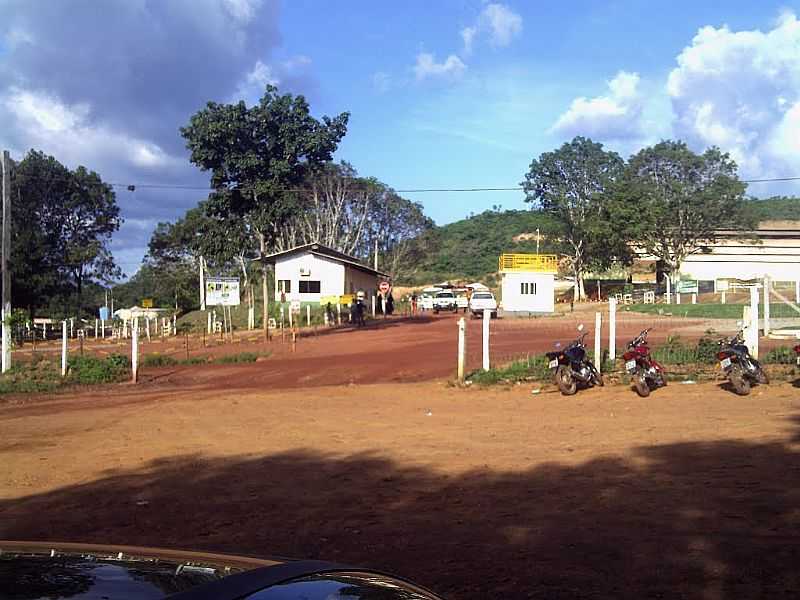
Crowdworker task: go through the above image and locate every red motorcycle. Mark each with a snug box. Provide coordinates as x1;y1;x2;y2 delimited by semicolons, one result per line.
622;328;666;397
795;343;800;367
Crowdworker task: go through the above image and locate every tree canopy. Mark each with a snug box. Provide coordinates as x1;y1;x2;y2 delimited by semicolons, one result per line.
522;136;626;299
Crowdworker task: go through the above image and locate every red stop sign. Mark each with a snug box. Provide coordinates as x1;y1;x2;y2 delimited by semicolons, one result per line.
379;281;391;294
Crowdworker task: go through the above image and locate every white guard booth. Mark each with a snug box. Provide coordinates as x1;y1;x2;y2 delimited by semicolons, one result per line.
499;254;557;314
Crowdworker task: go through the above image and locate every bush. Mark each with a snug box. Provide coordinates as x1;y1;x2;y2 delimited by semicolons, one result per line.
467;355;550;385
763;346;796;365
179;356;208;365
142;353;178;367
212;351;262;364
0;362;61;395
68;355;129;384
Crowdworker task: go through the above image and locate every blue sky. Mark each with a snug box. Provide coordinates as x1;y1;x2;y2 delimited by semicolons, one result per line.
1;0;799;274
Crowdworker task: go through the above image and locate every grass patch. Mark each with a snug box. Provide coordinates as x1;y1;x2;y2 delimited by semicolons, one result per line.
763;346;797;365
0;361;62;395
625;303;800;319
179;356;208;365
68;354;130;384
467;355;551;385
211;351;267;364
142;353;179;367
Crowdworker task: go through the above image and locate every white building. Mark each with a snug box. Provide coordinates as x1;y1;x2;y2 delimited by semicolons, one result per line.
264;243;387;304
499;254;557;314
677;222;800;283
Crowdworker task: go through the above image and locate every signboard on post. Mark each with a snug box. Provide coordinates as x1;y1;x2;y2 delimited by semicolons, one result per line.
290;299;301;314
141;298;153;308
379;281;391;294
205;277;240;306
676;280;699;294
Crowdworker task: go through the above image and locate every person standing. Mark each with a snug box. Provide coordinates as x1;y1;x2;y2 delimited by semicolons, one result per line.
410;292;418;315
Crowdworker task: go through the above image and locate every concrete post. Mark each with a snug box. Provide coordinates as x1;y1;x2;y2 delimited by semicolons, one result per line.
608;297;617;363
306;304;311;328
94;319;98;339
691;293;697;305
207;311;212;335
457;317;466;382
721;291;726;304
482;309;490;371
665;277;672;304
749;287;759;358
61;320;68;377
131;317;139;383
676;293;681;305
594;312;602;372
763;276;770;337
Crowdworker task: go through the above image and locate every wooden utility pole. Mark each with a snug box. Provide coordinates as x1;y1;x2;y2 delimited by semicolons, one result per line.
199;255;206;311
1;150;11;373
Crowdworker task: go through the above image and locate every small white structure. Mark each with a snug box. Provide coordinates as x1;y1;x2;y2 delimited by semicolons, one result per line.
264;243;387;304
499;254;557;314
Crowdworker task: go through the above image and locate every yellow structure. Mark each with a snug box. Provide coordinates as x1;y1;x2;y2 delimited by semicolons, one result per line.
498;253;558;273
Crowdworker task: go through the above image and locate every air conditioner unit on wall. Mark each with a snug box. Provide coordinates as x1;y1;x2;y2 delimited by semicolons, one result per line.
299;267;311;277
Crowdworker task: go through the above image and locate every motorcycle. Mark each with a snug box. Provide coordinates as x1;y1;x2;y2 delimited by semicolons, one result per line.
545;325;604;395
622;328;666;397
795;343;800;367
717;329;769;395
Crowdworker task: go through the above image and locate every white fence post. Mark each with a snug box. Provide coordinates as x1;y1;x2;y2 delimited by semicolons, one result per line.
306;304;311;327
457;317;466;381
207;311;212;334
131;316;139;383
721;291;726;304
608;297;617;363
676;293;681;305
482;309;490;371
763;276;770;337
665;277;672;304
691;293;697;305
372;295;376;318
288;306;293;329
336;302;341;325
61;320;68;377
594;312;602;372
749;286;759;358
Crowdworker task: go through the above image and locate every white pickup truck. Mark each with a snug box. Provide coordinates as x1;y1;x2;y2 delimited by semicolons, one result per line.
469;291;498;318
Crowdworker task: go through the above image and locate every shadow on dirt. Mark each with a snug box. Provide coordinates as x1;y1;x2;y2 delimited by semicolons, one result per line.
4;429;800;599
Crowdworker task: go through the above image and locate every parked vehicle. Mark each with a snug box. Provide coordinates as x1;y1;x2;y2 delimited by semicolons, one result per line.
622;328;666;397
455;292;469;312
432;290;458;313
545;325;604;395
469;291;498;318
717;330;769;395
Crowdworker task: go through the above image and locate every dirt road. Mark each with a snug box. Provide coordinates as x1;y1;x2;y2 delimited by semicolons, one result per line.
15;309;785;392
2;378;800;598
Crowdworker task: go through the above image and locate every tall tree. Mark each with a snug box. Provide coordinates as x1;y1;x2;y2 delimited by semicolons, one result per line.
10;150;121;316
522;137;625;299
55;166;121;314
615;141;753;286
181;85;349;335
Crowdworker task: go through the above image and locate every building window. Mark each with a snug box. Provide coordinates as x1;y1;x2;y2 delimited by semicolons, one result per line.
520;282;537;295
278;280;291;293
299;280;321;294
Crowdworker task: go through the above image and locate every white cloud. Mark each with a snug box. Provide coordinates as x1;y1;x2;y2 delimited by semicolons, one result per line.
373;71;392;93
3;87;179;170
413;52;467;81
234;60;279;101
222;0;263;24
460;26;477;55
479;3;523;47
667;12;800;176
550;71;644;139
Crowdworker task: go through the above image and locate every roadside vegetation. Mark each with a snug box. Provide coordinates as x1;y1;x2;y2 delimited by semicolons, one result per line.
625;303;800;319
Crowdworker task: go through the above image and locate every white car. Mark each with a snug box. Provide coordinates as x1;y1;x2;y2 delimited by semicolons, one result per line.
469;291;498;318
432;291;458;313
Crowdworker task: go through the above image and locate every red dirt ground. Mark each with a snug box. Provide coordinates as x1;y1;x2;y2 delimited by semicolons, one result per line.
2;377;800;599
13;306;788;391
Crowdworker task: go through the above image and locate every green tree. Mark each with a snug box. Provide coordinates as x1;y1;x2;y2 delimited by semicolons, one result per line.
615;141;753;287
181;85;348;334
9;150;121;317
522;137;625;299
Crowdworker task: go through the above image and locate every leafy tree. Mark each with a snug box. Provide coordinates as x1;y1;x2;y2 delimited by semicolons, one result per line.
614;141;753;286
522;137;625;299
8;150;121;316
181;85;349;334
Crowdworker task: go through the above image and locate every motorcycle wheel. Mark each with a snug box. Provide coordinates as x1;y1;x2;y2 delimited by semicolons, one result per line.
556;365;577;396
592;371;604;387
729;365;751;396
633;371;650;398
755;366;769;385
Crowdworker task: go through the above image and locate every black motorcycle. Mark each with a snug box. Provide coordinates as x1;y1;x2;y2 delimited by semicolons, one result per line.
717;329;768;395
546;329;604;395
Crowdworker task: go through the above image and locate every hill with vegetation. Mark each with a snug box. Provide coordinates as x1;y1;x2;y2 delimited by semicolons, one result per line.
398;196;800;286
397;209;561;285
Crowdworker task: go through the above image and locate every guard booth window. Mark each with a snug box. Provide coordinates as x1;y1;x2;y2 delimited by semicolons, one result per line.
299;280;321;294
520;282;537;295
278;280;291;293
